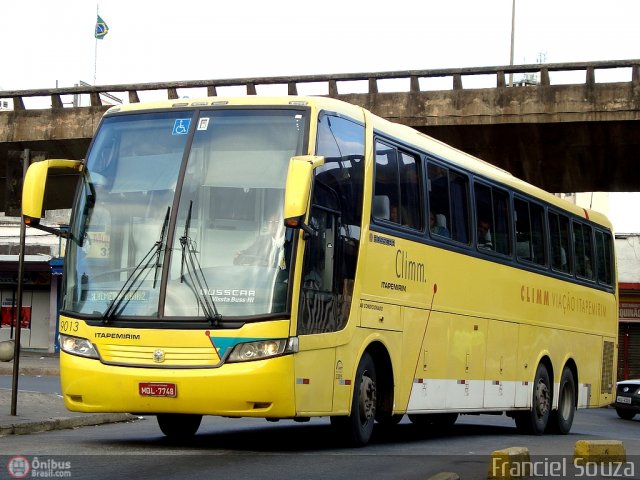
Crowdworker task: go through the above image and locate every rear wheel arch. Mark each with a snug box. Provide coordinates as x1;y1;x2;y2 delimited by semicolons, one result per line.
539;355;554;399
562;359;578;406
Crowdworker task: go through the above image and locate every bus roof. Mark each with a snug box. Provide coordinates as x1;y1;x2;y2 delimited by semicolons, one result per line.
105;95;612;230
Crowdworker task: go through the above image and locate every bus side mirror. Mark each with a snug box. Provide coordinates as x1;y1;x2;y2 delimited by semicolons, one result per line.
283;155;324;235
22;159;84;229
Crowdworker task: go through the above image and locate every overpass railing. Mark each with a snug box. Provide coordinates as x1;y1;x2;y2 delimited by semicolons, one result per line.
1;59;639;111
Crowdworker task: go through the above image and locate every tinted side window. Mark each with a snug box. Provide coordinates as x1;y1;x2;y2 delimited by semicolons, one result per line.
399;152;422;230
373;142;422;230
474;182;511;255
573;221;595;280
595;230;613;286
530;203;546;265
428;163;469;243
514;198;546;266
548;211;572;274
374;141;399;223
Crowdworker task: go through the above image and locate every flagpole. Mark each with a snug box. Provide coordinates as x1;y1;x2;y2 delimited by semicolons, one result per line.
94;4;99;84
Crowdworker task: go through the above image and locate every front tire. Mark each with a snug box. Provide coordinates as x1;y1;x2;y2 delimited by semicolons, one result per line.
157;414;202;439
515;363;551;435
331;352;377;447
616;408;636;420
547;367;576;434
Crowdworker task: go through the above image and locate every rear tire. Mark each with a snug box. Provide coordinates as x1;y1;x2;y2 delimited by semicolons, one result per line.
515;363;551;435
547;367;576;434
616;408;636;420
157;414;202;438
330;352;377;447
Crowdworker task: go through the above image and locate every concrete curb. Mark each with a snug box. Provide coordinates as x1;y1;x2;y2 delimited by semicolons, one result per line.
573;440;627;464
0;413;135;436
0;366;59;376
427;473;460;480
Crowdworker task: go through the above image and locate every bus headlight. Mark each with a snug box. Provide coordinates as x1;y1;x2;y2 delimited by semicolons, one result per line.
227;337;298;363
59;334;99;359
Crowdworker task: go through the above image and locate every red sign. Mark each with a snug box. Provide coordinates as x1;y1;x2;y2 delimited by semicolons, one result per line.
0;306;31;328
620;302;640;322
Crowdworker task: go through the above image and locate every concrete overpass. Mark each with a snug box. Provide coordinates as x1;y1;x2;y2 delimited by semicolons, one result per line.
1;59;639;214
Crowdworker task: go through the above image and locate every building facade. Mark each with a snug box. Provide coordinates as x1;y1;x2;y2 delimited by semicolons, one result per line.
0;212;66;350
616;234;640;379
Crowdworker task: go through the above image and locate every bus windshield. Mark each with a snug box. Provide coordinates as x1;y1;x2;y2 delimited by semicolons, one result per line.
62;108;308;321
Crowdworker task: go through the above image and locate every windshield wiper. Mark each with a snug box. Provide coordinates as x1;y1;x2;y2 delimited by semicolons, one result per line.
180;201;222;326
102;207;170;323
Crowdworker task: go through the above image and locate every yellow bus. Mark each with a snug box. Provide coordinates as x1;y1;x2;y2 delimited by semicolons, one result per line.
23;96;617;446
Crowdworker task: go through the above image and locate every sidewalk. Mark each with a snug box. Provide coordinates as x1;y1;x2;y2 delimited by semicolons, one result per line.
0;350;133;436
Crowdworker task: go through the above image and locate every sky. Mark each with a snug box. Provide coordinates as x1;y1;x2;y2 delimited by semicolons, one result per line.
1;0;639;231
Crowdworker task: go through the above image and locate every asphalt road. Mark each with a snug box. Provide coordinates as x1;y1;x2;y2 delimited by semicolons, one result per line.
1;403;639;480
0;375;61;394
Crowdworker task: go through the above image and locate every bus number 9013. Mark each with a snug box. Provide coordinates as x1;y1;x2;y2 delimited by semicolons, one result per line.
59;320;79;333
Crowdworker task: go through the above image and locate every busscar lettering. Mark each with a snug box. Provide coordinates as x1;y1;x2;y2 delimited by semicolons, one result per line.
372;234;395;247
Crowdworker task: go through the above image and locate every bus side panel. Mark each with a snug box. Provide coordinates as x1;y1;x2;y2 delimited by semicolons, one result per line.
293;346;335;414
515;324;612;409
484;320;518;408
406;313;450;411
445;316;487;410
395;306;432;413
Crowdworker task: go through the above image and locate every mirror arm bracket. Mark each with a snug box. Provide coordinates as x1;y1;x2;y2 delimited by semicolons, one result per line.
25;222;70;239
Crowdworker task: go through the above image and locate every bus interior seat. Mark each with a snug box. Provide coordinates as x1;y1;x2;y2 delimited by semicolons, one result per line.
373;195;390;220
436;214;448;230
516;241;531;260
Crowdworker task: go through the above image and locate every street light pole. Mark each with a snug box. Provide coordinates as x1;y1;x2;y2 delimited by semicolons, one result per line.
509;0;516;87
10;149;29;416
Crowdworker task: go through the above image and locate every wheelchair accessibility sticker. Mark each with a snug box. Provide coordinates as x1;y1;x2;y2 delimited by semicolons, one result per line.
172;119;191;135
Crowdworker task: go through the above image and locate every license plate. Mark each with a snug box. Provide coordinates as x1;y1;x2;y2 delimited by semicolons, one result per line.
617;395;632;404
139;382;177;397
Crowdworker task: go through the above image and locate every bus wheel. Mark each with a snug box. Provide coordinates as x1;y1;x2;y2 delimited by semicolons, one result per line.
157;414;202;438
547;367;576;434
616;408;636;420
331;352;377;446
408;413;458;428
515;363;551;435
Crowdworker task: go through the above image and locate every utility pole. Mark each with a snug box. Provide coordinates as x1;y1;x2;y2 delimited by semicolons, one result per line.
10;149;29;416
509;0;516;87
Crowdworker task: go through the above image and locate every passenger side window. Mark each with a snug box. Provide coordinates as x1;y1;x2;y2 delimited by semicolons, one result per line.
573;221;595;280
548;211;572;274
473;182;511;255
427;163;469;243
595;230;613;286
374;141;399;223
514;198;546;266
374;141;422;230
399;152;422;230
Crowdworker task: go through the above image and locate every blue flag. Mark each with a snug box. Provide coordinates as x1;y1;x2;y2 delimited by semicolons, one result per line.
95;15;109;39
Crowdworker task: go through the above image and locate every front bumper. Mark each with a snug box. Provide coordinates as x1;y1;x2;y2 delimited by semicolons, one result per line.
60;351;296;418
